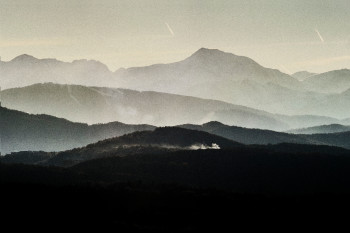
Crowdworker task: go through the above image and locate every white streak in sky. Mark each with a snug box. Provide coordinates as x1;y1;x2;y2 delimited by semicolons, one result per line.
314;29;325;43
165;22;175;36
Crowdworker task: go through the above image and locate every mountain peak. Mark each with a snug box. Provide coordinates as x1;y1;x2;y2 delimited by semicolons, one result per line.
71;59;111;72
203;121;227;128
190;48;228;58
185;48;260;68
11;54;38;62
197;47;220;53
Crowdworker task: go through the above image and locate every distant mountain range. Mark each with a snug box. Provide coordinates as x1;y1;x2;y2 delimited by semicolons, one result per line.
2;83;347;131
0;54;113;89
113;49;350;118
114;48;304;104
1;49;350;118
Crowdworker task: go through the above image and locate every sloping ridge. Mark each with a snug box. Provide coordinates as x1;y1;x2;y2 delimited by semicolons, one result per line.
178;121;350;149
43;127;241;167
287;124;350;134
95;127;241;148
2;83;291;130
303;69;350;93
0;106;155;154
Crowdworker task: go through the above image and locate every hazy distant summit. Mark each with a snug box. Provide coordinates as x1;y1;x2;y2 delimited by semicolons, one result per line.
114;48;303;109
291;71;317;81
303;69;350;93
0;54;112;89
9;54;109;68
118;47;294;84
10;54;38;63
187;48;260;67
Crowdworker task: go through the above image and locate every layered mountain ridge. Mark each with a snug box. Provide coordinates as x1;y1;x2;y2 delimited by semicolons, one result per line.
2;83;346;131
0;106;155;154
3;106;350;158
2;48;350;119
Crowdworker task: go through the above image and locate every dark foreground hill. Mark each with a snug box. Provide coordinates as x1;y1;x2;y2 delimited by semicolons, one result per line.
2;166;349;231
71;145;350;194
3;141;350;194
5;142;350;228
2;145;350;230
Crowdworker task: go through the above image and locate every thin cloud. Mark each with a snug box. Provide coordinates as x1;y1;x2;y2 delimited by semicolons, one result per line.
165;22;175;36
314;29;325;43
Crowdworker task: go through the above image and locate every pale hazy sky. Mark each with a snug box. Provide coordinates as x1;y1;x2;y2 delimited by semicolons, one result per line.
1;0;350;73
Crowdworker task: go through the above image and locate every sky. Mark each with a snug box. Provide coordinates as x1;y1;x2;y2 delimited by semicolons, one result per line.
1;0;350;74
